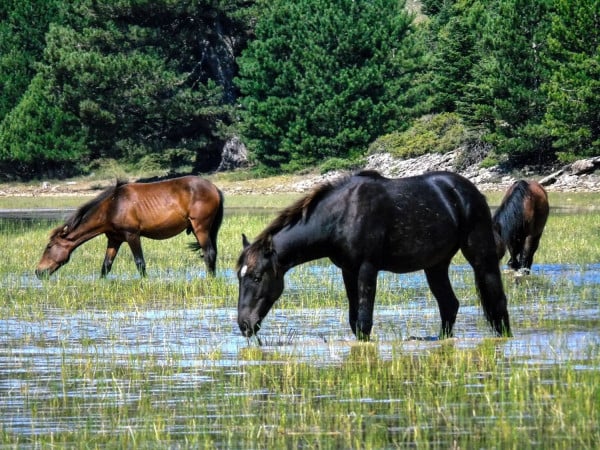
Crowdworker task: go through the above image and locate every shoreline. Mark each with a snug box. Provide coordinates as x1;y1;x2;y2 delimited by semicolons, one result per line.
1;153;599;198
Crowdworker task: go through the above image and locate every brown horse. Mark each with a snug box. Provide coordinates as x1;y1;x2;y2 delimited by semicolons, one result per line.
493;180;549;273
35;176;224;278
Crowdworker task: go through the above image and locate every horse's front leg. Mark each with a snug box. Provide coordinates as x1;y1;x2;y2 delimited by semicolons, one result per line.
342;269;359;336
342;263;377;341
101;235;123;278
126;235;147;277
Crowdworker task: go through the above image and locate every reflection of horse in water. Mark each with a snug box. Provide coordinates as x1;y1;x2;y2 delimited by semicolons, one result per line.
236;170;511;341
493;180;549;273
36;176;224;278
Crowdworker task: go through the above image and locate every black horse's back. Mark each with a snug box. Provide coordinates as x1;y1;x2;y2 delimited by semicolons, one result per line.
332;171;493;268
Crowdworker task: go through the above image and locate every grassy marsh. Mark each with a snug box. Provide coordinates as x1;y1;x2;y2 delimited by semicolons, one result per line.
0;191;599;448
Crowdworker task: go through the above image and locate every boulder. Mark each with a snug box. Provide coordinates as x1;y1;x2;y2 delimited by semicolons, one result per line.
217;136;249;171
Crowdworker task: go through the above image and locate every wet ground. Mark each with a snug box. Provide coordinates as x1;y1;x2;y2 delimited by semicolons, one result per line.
1;263;598;439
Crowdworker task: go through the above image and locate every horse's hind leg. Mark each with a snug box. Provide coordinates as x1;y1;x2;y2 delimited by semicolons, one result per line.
462;242;511;337
507;240;523;270
201;239;217;275
102;236;123;278
126;236;147;277
189;220;217;275
424;261;459;338
521;234;541;271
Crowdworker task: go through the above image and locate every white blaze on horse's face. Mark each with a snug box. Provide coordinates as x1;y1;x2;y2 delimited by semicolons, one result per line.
240;265;248;277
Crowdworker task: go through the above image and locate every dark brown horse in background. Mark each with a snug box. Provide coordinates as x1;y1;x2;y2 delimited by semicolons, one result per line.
36;176;224;278
237;171;511;341
493;180;549;273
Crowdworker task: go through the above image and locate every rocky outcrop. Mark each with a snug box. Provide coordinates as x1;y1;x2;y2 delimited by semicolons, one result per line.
539;156;600;191
363;150;520;191
291;151;600;193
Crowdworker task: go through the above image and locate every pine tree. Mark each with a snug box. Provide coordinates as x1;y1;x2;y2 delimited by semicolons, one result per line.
460;0;554;166
426;1;487;113
235;0;424;171
0;0;64;121
542;0;600;161
1;0;254;178
0;74;87;179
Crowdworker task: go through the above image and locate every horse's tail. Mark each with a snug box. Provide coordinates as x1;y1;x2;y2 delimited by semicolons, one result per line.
493;180;529;245
210;188;225;250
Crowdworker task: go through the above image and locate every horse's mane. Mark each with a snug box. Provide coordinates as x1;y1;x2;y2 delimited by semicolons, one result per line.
49;179;128;239
492;180;530;242
256;177;343;241
239;170;384;268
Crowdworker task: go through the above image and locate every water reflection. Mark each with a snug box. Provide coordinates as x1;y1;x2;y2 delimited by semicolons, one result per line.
0;262;598;440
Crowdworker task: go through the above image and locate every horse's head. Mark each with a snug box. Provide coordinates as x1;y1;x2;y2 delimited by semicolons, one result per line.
236;233;284;338
35;226;72;278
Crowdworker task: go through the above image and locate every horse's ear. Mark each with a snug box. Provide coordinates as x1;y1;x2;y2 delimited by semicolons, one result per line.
263;235;280;275
263;234;274;256
242;233;250;248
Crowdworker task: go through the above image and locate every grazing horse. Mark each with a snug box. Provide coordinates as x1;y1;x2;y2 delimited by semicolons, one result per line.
35;176;224;278
236;170;511;341
492;180;549;273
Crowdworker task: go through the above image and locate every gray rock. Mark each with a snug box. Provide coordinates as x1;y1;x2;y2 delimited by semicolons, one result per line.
217;136;249;171
295;153;600;192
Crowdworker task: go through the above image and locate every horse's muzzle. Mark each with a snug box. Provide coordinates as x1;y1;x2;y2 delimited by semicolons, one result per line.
35;268;52;279
238;318;261;338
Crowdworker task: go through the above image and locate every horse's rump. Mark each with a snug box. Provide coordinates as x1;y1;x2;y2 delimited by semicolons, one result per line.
493;179;549;270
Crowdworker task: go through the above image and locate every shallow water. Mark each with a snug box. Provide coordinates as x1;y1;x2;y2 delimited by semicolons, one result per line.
1;262;598;444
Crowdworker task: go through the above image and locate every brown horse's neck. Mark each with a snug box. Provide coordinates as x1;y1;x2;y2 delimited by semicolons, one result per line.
61;206;111;249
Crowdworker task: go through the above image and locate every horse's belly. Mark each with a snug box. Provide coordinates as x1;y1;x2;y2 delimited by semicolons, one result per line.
142;229;186;239
381;257;439;274
381;241;459;273
140;219;187;239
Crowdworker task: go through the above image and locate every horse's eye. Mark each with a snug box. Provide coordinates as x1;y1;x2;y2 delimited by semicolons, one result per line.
251;274;261;283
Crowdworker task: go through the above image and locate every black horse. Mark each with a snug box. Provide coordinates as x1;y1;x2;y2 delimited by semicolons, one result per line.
237;170;511;341
493;180;549;273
